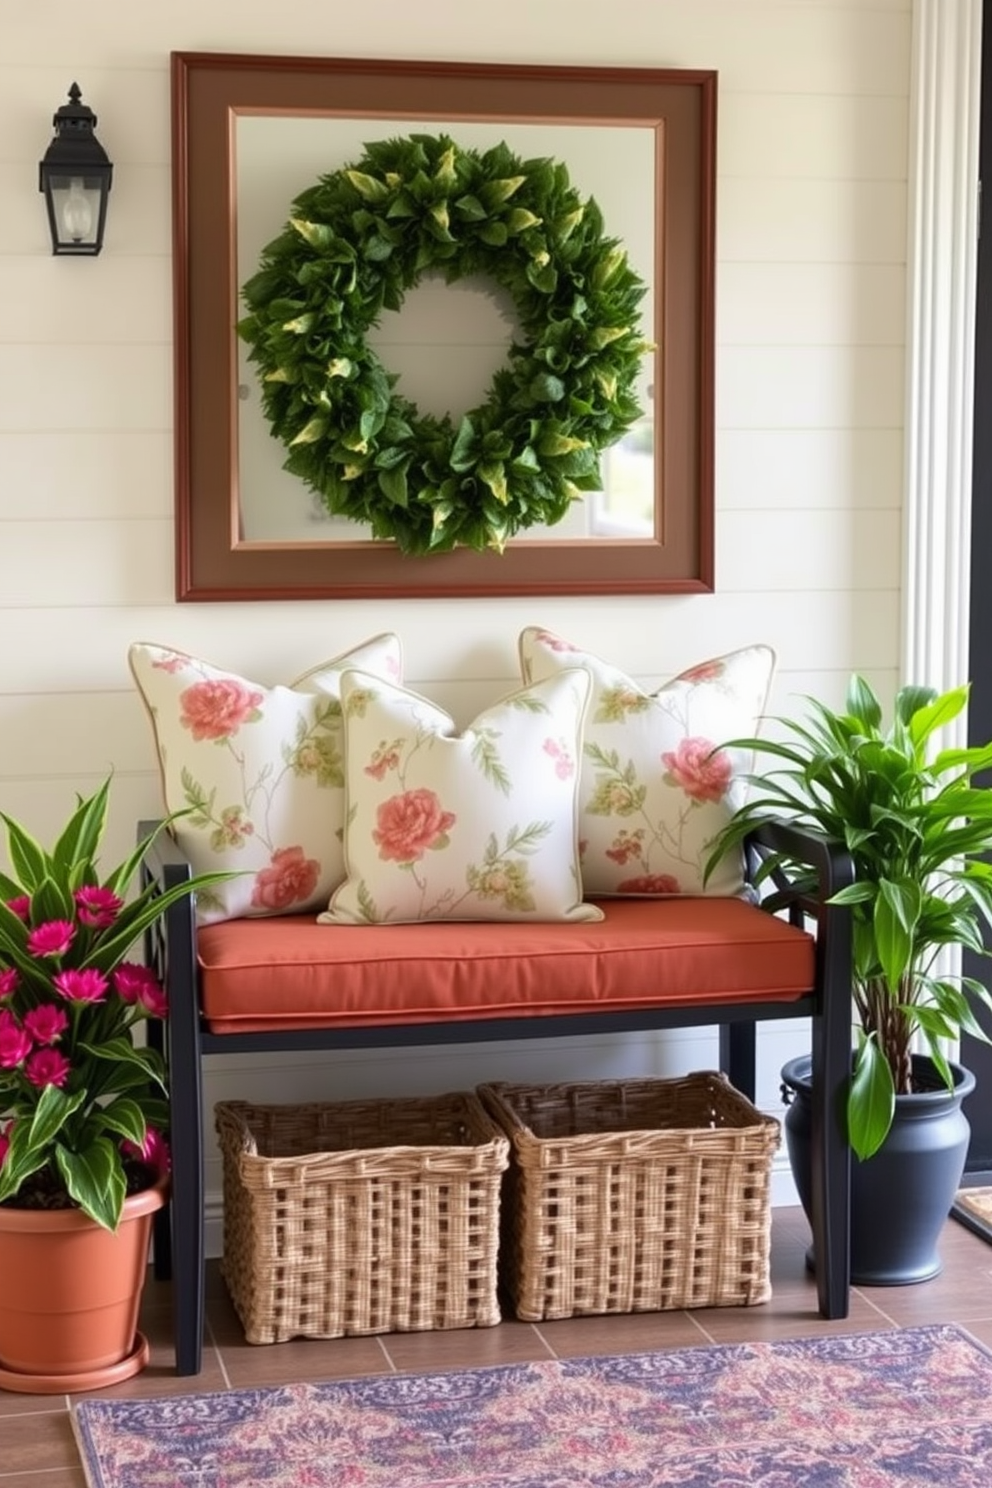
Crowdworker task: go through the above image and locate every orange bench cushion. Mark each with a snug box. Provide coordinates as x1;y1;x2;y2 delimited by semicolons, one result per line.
196;896;815;1035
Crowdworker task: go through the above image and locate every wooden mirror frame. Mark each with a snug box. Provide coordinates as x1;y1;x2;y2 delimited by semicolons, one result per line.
171;52;716;601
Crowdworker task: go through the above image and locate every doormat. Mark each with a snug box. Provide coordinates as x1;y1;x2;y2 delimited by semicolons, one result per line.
952;1186;992;1243
72;1323;992;1487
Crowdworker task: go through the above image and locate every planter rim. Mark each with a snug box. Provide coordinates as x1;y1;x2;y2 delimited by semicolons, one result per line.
781;1052;976;1107
0;1173;168;1234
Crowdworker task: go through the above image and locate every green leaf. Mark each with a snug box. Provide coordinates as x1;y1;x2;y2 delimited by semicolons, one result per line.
0;1124;51;1202
289;416;328;447
344;169;390;203
20;1083;88;1153
55;1140;127;1231
0;812;50;892
290;217;334;250
905;686;965;746
478;461;508;504
480;175;527;208
378;464;409;508
506;208;542;234
97;1097;149;1148
529;373;566;403
81;1037;168;1094
449;416;478;470
848;1037;895;1160
845;675;883;730
453;193;487;221
476;221;508;247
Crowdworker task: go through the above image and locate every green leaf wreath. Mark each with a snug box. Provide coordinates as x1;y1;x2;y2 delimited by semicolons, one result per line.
237;134;652;555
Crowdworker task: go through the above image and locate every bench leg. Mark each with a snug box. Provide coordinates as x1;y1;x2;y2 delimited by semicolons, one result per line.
808;1008;851;1320
167;981;207;1375
719;1022;756;1101
146;1017;172;1282
722;1014;850;1320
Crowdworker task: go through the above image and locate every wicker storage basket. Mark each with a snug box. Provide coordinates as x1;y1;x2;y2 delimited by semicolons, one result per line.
479;1072;780;1321
215;1092;509;1344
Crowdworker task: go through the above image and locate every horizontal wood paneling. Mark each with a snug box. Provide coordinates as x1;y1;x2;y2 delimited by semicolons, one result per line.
0;0;913;1221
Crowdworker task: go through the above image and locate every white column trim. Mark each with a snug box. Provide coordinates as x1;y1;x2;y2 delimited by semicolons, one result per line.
903;0;982;729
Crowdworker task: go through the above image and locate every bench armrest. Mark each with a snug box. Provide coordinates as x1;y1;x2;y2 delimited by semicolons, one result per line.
747;817;855;920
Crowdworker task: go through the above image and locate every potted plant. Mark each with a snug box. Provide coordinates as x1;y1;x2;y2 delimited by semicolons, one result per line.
706;675;992;1284
0;778;229;1393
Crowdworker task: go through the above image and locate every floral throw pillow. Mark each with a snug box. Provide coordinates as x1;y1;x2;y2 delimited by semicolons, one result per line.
321;668;600;925
128;634;402;923
519;628;776;897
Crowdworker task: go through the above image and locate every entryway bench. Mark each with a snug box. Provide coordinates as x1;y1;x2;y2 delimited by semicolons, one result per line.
141;818;854;1376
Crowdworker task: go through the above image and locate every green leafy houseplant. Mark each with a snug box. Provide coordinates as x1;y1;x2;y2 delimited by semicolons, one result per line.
0;779;229;1230
706;676;992;1161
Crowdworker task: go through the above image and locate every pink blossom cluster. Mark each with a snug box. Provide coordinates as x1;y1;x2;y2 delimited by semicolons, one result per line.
0;884;171;1169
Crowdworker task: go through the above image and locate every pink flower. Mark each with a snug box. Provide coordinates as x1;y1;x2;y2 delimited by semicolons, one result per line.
23;1003;69;1045
23;1003;70;1044
364;745;401;781
112;964;168;1019
113;962;159;1005
661;737;734;804
25;1048;71;1089
373;790;456;864
26;919;75;957
0;1125;11;1167
0;1012;32;1069
542;737;575;780
74;885;123;928
605;829;646;867
0;968;18;1000
676;659;724;684
122;1126;171;1177
139;979;168;1019
53;967;109;1004
250;847;320;912
5;896;30;921
180;678;263;741
618;874;682;894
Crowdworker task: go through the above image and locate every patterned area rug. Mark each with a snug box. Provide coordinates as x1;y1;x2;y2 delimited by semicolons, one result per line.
73;1324;992;1488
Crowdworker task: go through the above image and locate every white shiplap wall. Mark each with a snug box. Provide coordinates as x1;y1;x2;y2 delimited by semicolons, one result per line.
0;0;917;1235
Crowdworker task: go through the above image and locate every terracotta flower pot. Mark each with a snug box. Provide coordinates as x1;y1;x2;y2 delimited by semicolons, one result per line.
0;1175;168;1393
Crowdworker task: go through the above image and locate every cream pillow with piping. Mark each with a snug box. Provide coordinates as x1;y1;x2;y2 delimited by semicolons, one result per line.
519;628;775;897
322;667;600;925
128;634;402;923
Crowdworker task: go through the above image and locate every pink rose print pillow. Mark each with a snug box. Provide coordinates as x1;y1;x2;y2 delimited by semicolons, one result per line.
519;629;775;897
321;668;601;925
128;634;402;924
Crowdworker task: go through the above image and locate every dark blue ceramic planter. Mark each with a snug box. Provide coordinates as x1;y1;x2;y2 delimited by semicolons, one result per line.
781;1052;975;1286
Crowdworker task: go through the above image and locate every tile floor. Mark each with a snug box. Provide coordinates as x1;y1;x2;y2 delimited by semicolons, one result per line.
4;1204;992;1484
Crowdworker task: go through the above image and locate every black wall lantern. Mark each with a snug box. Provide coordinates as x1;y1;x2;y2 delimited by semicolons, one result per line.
39;83;113;256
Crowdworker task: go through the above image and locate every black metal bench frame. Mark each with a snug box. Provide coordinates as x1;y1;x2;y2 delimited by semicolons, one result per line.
140;817;854;1376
